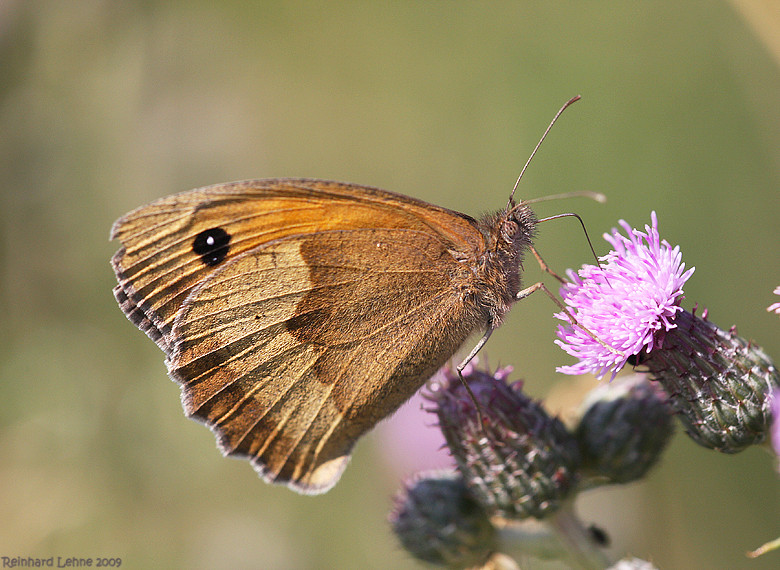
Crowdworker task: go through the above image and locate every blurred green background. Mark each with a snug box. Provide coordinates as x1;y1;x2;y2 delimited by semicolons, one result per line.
2;1;778;568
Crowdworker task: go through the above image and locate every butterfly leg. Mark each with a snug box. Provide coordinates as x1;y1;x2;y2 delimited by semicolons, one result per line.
454;326;495;427
517;280;619;355
529;245;567;284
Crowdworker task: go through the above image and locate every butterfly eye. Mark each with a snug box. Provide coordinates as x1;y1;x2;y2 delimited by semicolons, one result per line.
193;227;231;266
500;219;519;242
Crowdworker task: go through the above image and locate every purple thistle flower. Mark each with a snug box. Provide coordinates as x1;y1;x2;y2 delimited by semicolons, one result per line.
553;212;779;453
768;286;780;315
554;212;695;380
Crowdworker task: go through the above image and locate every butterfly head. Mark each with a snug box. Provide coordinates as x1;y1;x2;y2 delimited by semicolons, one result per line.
495;200;537;256
471;201;538;322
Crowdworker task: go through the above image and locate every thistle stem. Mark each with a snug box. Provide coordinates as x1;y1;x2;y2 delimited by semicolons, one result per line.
547;504;611;570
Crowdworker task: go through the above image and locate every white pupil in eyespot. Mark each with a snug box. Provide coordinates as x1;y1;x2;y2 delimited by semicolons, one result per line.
206;236;215;246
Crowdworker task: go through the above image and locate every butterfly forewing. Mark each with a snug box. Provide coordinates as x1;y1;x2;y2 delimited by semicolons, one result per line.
111;179;481;353
111;179;491;493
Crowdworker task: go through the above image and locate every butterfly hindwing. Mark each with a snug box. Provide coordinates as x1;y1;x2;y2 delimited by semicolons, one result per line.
169;228;483;492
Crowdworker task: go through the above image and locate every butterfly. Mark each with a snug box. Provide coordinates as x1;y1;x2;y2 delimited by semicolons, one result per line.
110;97;581;494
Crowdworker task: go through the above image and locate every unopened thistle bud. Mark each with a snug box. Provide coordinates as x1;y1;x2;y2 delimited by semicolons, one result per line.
389;471;496;568
641;307;778;452
576;374;674;484
428;366;580;520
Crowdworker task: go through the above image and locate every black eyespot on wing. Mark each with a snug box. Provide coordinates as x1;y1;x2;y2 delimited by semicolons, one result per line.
193;228;231;266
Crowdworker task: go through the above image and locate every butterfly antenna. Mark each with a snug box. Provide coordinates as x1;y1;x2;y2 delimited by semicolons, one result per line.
509;95;582;205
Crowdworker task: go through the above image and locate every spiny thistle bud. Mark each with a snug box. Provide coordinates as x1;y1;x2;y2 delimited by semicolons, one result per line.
575;374;674;484
641;307;779;453
428;365;580;520
554;212;779;453
389;471;496;568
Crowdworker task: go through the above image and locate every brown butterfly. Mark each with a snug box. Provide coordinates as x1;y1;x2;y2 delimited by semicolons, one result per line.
110;98;581;494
